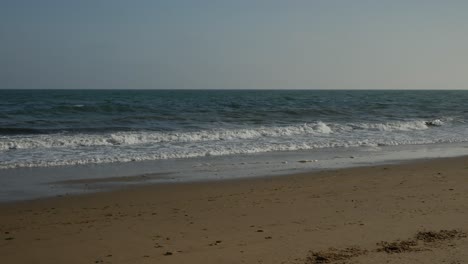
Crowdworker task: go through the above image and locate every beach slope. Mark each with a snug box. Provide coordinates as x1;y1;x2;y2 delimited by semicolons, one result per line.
1;157;468;263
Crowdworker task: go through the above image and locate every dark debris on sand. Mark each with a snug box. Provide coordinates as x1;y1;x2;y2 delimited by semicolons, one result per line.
305;247;367;264
415;229;466;243
376;239;420;253
304;229;467;263
376;229;466;254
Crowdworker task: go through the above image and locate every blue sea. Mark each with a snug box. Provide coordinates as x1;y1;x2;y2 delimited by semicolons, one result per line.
1;89;468;169
2;89;468;201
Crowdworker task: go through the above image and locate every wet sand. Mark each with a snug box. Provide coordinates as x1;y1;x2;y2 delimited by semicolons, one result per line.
1;156;468;264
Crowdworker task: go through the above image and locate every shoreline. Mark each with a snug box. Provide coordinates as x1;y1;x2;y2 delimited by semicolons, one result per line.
2;156;468;263
2;141;468;203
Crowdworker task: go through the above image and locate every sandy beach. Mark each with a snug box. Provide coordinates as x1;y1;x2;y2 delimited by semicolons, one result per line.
3;1;468;263
1;156;468;264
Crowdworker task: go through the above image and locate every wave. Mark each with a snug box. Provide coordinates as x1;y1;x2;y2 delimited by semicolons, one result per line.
2;118;465;169
346;119;441;132
0;122;331;151
1;133;466;169
0;119;448;151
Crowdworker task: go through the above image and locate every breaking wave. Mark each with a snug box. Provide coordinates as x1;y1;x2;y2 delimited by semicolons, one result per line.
0;119;444;151
1;117;466;169
1;122;334;151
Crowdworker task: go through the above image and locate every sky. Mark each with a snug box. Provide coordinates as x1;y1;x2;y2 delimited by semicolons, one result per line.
1;0;468;90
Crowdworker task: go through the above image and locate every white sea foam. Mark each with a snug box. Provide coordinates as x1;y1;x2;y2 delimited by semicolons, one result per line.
1;118;466;169
0;120;444;151
0;122;332;151
347;120;431;131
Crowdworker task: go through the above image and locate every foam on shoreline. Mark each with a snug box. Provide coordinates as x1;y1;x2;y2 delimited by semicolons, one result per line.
1;141;467;202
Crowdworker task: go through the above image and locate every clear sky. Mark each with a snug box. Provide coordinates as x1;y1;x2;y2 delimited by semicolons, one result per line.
1;0;468;89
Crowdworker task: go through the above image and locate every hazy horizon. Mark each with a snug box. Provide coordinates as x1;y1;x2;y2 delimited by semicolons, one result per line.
2;1;468;90
4;88;468;91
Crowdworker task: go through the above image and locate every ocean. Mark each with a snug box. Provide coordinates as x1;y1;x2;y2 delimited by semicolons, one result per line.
1;89;468;169
1;89;468;201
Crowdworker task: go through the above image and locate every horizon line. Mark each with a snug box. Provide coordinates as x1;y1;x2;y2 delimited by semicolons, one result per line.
1;88;468;91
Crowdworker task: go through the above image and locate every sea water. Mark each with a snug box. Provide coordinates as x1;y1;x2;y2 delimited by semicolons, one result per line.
1;90;468;201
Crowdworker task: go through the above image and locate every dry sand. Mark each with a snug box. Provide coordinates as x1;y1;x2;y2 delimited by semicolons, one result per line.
1;156;468;264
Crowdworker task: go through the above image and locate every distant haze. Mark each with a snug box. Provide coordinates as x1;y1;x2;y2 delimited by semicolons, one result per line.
1;0;468;90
